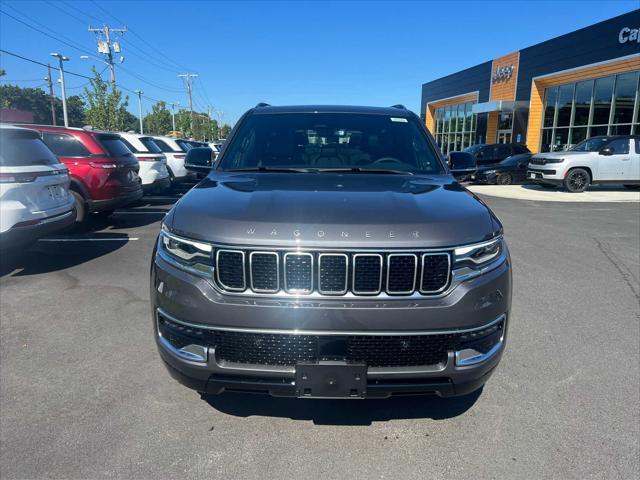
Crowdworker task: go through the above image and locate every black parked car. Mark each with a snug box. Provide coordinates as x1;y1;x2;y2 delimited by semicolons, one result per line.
472;153;533;185
464;143;530;167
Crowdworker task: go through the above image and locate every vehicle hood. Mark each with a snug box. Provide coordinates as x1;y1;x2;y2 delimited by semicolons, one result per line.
532;150;584;159
167;173;500;248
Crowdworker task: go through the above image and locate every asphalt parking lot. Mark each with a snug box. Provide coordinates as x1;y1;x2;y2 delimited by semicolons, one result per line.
1;185;639;479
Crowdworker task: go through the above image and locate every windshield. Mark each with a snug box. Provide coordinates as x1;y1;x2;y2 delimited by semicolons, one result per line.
218;113;444;174
464;144;484;154
570;137;612;152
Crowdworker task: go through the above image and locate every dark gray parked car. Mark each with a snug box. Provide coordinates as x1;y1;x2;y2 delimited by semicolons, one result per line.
151;104;512;399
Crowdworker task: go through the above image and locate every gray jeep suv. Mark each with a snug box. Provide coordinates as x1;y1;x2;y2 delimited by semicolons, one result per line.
151;104;512;399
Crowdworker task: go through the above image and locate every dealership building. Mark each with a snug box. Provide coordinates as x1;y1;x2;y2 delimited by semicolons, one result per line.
420;10;640;154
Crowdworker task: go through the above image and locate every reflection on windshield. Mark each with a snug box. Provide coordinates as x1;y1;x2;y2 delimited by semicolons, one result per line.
218;113;444;174
570;137;611;152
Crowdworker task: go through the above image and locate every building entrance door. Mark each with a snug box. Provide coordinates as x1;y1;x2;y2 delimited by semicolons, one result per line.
497;131;512;144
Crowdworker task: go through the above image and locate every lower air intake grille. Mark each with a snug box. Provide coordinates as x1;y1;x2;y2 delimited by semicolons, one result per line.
211;331;453;367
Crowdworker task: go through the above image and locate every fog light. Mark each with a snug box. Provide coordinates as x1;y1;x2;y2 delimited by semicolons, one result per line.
455;317;504;366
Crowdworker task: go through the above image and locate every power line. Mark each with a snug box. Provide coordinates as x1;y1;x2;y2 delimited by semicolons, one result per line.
0;7;100;60
117;64;183;92
0;49;164;104
89;0;192;72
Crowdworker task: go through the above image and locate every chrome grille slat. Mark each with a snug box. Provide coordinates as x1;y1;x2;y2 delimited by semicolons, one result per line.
420;253;451;293
214;249;451;297
216;250;246;291
318;253;348;294
352;254;383;294
249;252;279;293
386;254;417;294
284;253;313;294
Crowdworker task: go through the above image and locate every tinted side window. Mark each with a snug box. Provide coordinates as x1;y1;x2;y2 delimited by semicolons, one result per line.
153;139;177;153
119;138;139;153
41;132;91;157
176;140;192;152
479;146;494;159
513;145;530;154
0;130;58;166
606;138;630;155
140;137;162;153
495;145;511;159
97;135;134;157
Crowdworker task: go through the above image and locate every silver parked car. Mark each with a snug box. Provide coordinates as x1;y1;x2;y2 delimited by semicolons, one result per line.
528;135;640;192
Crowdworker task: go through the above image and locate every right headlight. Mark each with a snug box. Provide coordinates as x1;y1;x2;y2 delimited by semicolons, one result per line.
453;236;504;271
158;224;214;277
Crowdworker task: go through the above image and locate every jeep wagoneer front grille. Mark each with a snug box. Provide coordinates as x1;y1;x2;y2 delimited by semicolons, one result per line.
215;248;451;296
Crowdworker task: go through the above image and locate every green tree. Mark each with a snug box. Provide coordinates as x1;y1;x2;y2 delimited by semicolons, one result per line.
220;124;232;139
83;67;130;131
143;101;172;135
0;84;52;123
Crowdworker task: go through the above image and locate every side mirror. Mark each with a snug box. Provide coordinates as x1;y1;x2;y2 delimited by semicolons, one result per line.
599;147;614;156
448;151;477;181
184;147;214;174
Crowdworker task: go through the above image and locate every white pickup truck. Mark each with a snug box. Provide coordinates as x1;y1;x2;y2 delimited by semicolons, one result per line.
528;135;640;192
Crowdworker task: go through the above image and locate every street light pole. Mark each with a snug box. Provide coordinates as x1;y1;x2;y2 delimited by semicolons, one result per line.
169;102;179;132
50;52;69;127
135;90;144;134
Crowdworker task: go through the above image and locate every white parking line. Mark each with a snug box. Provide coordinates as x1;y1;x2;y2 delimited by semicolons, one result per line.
39;237;139;242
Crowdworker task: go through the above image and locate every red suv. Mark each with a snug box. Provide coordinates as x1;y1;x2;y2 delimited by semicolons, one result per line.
26;125;143;223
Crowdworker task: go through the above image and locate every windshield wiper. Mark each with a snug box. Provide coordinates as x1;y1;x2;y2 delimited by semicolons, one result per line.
315;167;414;175
225;166;315;173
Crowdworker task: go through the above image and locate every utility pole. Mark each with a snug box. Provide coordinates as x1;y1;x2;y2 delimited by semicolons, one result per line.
45;64;56;126
178;73;198;132
88;25;127;90
135;90;143;134
169;102;179;132
50;53;69;127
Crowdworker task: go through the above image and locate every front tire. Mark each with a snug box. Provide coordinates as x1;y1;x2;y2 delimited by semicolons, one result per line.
496;173;513;185
563;168;590;193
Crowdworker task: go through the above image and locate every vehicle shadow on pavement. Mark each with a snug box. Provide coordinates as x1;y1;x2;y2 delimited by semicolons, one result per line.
202;389;482;425
0;235;130;277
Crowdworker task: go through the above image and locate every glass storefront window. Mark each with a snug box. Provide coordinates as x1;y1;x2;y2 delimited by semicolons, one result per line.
573;80;593;126
556;84;574;127
540;70;640;152
433;101;477;155
543;87;557;128
612;71;639;125
592;76;615;126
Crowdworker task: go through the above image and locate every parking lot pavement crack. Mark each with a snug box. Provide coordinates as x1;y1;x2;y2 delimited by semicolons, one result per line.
594;238;640;301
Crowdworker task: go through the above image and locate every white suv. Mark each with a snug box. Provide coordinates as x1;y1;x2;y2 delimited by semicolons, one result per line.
0;125;75;249
151;136;195;184
528;135;640;192
118;132;171;192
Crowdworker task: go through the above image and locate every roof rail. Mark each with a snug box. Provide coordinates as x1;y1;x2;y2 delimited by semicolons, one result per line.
390;104;407;110
255;102;271;108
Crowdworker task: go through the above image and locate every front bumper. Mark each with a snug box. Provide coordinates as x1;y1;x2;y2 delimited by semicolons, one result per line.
151;250;511;398
527;167;564;184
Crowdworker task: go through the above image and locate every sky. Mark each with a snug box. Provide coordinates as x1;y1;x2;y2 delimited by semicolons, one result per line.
1;0;638;125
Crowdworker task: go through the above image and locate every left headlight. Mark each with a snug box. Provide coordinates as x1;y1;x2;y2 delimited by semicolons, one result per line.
158;224;214;277
453;236;504;270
